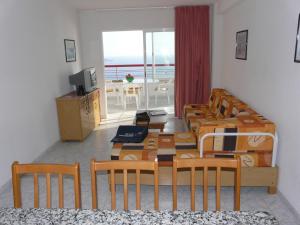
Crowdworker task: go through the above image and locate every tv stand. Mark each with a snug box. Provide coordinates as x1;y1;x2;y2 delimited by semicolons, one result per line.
56;89;101;141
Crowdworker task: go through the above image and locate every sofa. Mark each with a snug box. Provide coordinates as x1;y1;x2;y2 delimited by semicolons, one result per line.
183;88;276;168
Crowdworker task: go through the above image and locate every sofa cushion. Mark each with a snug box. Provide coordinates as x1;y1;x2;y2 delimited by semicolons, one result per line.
209;88;230;114
215;96;234;119
230;100;249;117
184;88;230;125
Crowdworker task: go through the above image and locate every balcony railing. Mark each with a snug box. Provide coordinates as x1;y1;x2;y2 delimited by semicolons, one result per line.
104;63;175;81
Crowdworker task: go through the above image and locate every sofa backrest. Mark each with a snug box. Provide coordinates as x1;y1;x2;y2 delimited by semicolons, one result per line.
230;100;249;118
208;89;230;114
215;95;234;119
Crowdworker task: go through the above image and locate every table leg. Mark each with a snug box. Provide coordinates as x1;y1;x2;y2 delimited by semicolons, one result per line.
268;186;277;194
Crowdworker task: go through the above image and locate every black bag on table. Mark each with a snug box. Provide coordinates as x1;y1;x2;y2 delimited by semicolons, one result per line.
135;111;150;126
111;125;148;143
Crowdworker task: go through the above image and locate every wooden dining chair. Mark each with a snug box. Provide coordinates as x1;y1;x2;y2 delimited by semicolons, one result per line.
11;161;81;208
172;157;241;211
90;159;159;210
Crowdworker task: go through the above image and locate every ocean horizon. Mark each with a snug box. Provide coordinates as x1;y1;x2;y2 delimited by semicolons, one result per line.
104;55;175;80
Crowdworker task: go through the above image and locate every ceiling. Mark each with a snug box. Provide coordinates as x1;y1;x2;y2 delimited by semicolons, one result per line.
64;0;216;11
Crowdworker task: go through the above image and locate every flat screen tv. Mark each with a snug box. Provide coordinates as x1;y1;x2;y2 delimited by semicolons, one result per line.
69;67;97;95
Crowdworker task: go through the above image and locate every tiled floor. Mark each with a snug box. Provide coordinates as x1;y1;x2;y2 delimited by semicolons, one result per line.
105;94;175;124
0;116;299;225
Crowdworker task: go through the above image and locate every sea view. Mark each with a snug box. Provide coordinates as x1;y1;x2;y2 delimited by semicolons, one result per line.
104;56;175;80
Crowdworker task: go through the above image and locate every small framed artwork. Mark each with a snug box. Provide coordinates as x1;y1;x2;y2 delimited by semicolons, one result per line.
64;39;76;62
294;14;300;63
235;30;248;60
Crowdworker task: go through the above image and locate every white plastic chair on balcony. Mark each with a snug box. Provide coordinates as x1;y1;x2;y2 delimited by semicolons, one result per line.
147;82;159;105
106;80;124;105
148;79;173;105
123;84;140;110
158;80;171;104
167;78;174;101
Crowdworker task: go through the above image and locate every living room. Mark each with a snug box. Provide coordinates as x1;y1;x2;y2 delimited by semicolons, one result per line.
0;0;299;224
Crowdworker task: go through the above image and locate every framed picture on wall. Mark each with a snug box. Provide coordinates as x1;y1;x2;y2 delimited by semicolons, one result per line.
235;30;248;60
64;39;76;62
294;14;300;63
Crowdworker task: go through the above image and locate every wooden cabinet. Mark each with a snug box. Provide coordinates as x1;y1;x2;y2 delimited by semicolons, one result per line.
56;89;101;141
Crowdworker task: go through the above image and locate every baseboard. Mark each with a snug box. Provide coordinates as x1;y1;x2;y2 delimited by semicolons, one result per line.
0;140;61;195
0;179;12;196
278;190;300;222
33;140;60;162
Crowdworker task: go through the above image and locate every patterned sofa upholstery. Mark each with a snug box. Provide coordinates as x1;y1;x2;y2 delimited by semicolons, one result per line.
183;88;276;167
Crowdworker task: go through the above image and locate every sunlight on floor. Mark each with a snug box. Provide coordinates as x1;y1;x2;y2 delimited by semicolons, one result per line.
101;105;174;126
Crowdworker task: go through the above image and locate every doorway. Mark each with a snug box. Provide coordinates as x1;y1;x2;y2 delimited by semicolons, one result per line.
102;30;174;122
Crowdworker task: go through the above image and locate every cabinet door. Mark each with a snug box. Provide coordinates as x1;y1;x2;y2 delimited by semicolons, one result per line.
93;90;101;126
56;100;82;141
88;90;100;129
88;94;96;129
80;98;91;139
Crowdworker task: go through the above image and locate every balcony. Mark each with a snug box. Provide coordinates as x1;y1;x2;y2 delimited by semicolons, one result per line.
104;63;175;122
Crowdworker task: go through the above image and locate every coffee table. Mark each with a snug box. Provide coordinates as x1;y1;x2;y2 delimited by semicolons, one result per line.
134;110;168;132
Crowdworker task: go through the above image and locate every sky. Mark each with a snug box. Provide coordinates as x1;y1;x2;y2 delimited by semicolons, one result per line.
102;30;174;64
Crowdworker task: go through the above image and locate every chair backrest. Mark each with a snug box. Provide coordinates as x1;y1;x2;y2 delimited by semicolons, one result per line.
90;159;159;210
106;82;124;94
148;82;159;92
124;85;140;96
11;161;81;208
112;80;124;83
172;157;241;211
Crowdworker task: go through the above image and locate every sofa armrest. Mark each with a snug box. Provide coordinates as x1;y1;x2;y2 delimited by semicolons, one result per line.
197;117;276;167
183;104;209;122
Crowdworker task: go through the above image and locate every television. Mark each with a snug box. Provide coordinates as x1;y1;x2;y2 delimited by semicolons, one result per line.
69;67;97;95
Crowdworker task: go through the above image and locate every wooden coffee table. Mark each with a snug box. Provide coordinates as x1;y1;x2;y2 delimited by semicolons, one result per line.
134;110;168;132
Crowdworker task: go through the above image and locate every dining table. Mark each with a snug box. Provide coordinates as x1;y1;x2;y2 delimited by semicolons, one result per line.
0;208;279;225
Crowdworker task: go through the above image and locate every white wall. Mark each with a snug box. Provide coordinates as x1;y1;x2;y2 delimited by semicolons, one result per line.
211;4;223;87
218;0;300;214
0;0;81;188
79;8;174;117
216;0;245;14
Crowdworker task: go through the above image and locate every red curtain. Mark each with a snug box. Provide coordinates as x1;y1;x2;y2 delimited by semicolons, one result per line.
175;6;211;118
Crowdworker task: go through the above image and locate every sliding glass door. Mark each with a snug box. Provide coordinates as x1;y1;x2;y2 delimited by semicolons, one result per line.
102;29;174;117
144;31;175;113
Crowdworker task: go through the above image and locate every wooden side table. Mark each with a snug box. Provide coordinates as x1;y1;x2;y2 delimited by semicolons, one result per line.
134;110;168;132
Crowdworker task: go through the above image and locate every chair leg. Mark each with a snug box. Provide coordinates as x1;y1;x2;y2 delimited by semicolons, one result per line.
138;93;141;107
268;186;277;194
123;97;127;110
135;96;139;109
